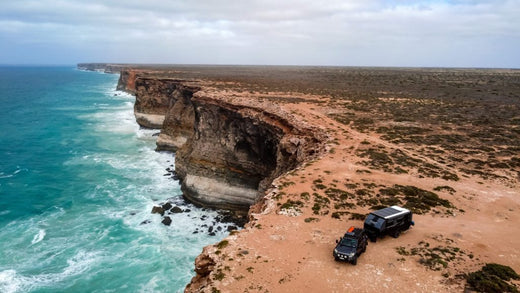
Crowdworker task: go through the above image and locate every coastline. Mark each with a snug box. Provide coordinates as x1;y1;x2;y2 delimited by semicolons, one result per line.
79;64;520;292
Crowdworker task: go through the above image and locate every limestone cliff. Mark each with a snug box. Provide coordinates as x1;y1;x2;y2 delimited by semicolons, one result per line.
116;69;138;94
157;82;200;151
80;63;327;211
77;63;126;74
174;91;326;210
133;77;193;129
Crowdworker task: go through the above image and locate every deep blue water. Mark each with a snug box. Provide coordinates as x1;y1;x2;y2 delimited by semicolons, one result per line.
0;66;227;292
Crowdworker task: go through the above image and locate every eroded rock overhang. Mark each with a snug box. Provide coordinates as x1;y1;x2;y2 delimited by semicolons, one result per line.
176;90;326;210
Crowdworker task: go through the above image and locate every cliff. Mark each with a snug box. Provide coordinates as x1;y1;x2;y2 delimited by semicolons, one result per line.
128;74;327;209
106;64;327;210
116;69;138;94
175;90;325;210
133;78;194;129
77;63;127;74
157;82;200;151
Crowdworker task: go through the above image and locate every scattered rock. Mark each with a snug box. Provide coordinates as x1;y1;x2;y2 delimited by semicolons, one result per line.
216;210;248;227
227;225;237;231
162;202;173;210
209;232;216;236
162;216;172;226
170;206;183;213
184;209;191;212
208;226;214;233
152;132;160;137
151;206;165;216
140;220;151;225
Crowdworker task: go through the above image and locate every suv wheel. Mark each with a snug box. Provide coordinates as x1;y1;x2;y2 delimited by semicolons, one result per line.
393;229;400;238
351;256;357;265
362;243;367;253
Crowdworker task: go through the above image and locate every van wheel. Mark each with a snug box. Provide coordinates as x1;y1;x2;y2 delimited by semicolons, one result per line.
362;244;367;253
393;230;400;238
369;236;377;242
351;257;357;265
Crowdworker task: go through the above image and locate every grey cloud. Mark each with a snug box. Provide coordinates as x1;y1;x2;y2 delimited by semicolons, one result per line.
0;0;519;66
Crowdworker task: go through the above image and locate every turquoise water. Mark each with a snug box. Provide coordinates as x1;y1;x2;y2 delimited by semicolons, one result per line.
0;66;228;292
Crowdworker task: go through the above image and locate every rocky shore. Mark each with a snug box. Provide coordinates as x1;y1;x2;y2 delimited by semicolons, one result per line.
79;64;520;292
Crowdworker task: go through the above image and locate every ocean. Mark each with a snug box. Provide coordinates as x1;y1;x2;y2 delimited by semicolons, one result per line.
0;66;229;292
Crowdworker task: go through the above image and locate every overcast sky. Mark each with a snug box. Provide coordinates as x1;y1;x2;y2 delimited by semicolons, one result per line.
1;0;519;67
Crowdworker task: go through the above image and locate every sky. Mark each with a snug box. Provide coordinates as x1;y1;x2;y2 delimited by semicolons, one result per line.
0;0;519;68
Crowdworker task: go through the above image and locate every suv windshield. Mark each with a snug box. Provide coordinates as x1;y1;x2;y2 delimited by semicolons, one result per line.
340;238;357;247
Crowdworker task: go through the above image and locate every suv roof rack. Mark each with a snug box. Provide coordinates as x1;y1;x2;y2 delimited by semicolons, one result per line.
345;226;364;238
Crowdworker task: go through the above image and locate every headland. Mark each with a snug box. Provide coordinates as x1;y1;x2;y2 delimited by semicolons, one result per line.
79;63;520;292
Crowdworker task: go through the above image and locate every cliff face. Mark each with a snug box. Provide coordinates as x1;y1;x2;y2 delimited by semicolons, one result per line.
116;69;138;94
157;83;200;151
116;69;325;210
174;92;325;210
77;63;126;74
133;78;192;129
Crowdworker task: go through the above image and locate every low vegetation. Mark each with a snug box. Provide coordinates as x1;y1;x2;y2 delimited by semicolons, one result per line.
466;263;519;293
396;240;467;271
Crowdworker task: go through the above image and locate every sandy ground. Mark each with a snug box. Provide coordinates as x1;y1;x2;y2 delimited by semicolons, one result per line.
188;90;520;293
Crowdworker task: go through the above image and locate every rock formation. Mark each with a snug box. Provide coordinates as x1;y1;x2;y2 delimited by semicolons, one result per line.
156;82;200;151
116;69;138;94
175;92;325;210
133;77;181;129
95;63;328;211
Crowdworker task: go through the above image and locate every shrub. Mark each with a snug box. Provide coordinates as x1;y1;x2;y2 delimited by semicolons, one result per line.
466;263;519;293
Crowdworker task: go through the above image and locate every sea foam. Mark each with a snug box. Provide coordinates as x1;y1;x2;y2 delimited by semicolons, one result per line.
30;229;46;245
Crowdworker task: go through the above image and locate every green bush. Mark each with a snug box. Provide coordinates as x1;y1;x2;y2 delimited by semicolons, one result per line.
467;263;519;293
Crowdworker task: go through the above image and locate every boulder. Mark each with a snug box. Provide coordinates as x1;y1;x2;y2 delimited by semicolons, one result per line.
170;206;183;213
162;216;172;226
151;206;165;216
162;202;173;210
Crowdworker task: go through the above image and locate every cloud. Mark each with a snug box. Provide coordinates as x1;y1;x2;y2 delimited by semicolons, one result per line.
0;0;519;67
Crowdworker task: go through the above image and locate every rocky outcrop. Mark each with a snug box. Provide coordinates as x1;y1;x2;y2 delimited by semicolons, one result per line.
174;92;326;211
125;70;325;210
116;69;138;94
80;64;326;210
185;246;216;292
133;77;182;129
157;83;200;151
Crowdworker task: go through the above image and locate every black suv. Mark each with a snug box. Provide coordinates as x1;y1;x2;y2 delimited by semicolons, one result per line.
333;226;368;265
